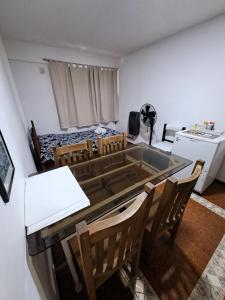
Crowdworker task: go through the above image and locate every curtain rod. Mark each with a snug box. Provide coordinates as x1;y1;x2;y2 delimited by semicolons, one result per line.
43;58;119;70
9;58;46;65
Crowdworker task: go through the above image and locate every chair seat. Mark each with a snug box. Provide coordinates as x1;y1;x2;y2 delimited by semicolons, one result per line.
152;141;173;152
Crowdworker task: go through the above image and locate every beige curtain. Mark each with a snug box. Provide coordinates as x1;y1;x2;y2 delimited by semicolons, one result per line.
70;65;98;126
91;67;118;123
49;61;118;128
48;62;75;129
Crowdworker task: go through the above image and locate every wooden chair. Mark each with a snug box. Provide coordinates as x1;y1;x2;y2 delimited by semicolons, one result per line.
52;141;93;167
146;160;205;247
69;182;155;300
30;120;43;171
97;132;126;156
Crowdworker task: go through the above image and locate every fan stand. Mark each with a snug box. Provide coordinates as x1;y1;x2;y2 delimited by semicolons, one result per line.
149;118;155;145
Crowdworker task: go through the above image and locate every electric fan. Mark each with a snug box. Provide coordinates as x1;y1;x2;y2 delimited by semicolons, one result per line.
140;103;157;145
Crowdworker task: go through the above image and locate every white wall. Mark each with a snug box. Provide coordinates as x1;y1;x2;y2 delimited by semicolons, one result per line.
0;36;40;299
4;40;121;134
119;15;225;181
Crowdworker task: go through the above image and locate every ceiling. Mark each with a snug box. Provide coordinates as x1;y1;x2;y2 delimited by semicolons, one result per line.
1;0;225;57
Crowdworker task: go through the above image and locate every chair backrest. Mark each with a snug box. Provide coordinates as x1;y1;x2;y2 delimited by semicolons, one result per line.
52;141;93;167
30;120;43;171
162;123;186;143
30;120;41;159
97;133;126;156
69;182;155;300
150;160;204;241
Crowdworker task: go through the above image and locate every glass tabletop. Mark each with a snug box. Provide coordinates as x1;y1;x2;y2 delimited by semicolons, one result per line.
27;144;191;256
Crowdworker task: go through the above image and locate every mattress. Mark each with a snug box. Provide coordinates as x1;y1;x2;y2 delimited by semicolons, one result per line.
39;127;120;163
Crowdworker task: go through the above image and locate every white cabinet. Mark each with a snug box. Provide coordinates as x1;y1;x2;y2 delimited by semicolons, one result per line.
172;133;225;193
216;157;225;183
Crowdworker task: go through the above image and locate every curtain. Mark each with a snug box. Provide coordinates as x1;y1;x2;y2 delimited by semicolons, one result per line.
91;67;118;123
49;61;118;128
70;65;98;126
48;62;75;129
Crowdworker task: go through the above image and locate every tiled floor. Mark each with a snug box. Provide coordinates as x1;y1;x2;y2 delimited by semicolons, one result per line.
189;235;225;300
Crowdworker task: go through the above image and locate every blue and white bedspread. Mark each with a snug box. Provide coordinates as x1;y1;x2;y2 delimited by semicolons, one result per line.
39;128;120;163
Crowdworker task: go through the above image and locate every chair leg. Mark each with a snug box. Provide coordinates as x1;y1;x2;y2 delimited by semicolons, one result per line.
129;256;138;292
142;234;155;265
61;240;82;293
169;221;180;244
130;246;141;282
130;253;138;279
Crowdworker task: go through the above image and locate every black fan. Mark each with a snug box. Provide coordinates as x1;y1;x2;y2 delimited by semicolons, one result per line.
140;103;157;145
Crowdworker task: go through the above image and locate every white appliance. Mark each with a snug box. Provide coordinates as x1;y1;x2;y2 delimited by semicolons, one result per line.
172;130;225;194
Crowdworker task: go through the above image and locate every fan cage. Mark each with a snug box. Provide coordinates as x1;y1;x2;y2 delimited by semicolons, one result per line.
140;103;157;127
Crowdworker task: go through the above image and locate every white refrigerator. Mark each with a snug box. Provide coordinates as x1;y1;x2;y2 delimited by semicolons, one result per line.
172;130;225;194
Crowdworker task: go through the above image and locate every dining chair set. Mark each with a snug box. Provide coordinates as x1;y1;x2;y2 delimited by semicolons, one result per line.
52;132;127;167
69;163;204;299
52;132;204;300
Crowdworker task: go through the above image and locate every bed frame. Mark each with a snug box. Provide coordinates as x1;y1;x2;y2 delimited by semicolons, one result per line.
30;121;125;172
30;120;44;171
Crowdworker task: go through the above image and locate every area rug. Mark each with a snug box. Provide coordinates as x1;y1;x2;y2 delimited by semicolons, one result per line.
188;193;225;300
139;193;225;300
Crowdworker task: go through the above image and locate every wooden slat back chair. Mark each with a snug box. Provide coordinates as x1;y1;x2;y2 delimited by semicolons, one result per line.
52;141;93;167
30;120;43;170
97;132;126;156
30;120;41;159
147;160;205;246
69;182;155;300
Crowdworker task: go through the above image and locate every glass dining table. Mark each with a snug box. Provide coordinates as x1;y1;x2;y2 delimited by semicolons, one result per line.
27;143;191;256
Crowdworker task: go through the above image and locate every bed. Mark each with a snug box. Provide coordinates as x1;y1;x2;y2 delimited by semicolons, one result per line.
30;121;120;169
